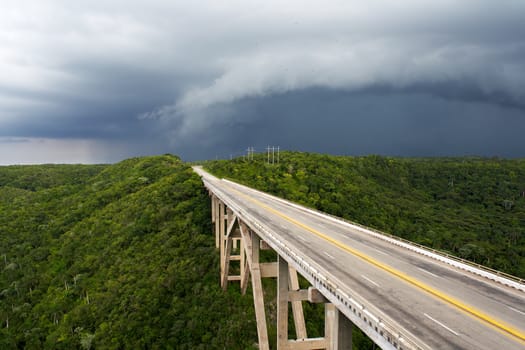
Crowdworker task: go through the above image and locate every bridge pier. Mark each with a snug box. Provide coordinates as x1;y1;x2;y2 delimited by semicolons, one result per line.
326;304;353;349
211;195;353;350
278;256;353;350
289;263;307;340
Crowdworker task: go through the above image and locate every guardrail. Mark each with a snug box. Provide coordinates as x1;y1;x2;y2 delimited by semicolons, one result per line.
221;178;525;292
202;177;430;350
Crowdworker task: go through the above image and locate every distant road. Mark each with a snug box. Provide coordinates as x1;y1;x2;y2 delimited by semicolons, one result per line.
195;167;525;350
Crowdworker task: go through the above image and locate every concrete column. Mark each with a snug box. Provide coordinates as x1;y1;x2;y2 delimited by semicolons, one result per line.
326;304;353;350
214;199;221;248
289;268;307;340
219;202;225;279
239;223;251;295
226;208;234;229
211;195;216;223
222;235;232;290
240;238;245;290
251;232;270;350
277;256;289;350
336;311;353;350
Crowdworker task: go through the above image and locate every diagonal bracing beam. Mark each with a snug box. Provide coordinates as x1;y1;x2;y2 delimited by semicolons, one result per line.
289;267;308;340
240;222;270;350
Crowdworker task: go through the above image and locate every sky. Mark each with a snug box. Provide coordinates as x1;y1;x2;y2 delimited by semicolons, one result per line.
1;0;525;164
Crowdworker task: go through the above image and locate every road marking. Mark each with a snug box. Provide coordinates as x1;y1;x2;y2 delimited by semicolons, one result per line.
508;307;525;316
361;274;380;287
225;184;525;342
297;235;309;243
373;247;389;256
417;267;441;279
424;313;460;336
323;251;335;260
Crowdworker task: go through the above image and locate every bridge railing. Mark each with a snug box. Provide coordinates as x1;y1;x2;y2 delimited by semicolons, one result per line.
340;218;525;285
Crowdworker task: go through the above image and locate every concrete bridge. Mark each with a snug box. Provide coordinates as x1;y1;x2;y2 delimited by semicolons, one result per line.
193;167;525;350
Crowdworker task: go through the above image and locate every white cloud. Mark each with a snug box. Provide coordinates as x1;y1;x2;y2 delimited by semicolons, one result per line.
0;138;100;164
0;136;162;164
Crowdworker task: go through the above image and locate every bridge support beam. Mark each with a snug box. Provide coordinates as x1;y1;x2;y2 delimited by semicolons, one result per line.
219;202;226;282
211;194;216;224
325;304;353;350
277;255;290;349
240;222;270;350
215;200;223;249
239;222;251;295
289;267;307;340
277;256;353;350
211;197;352;350
221;209;243;290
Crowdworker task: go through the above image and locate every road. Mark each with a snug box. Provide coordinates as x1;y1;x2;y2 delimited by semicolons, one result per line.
196;168;525;350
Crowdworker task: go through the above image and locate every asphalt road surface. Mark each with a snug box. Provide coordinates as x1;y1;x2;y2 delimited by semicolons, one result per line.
196;168;525;350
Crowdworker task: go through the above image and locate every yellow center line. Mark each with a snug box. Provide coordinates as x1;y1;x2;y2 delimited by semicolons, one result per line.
227;184;525;342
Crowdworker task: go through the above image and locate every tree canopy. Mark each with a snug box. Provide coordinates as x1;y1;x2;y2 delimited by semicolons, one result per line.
2;152;522;349
0;155;257;349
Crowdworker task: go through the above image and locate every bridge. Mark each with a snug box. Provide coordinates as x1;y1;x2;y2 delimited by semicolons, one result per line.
193;167;525;350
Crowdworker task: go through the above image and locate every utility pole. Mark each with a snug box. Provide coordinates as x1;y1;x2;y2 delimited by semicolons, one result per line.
246;147;255;161
265;145;281;165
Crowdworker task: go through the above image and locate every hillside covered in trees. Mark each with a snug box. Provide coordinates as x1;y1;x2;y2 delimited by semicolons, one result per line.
205;152;525;278
2;152;523;349
0;155;257;349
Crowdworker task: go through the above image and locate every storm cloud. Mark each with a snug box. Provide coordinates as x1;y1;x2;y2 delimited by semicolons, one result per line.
1;0;524;163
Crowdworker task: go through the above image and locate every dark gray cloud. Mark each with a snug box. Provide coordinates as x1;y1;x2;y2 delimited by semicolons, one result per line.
173;89;525;160
1;1;524;163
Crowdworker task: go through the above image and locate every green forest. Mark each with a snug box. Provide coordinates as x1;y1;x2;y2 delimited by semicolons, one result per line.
0;155;257;349
1;152;524;349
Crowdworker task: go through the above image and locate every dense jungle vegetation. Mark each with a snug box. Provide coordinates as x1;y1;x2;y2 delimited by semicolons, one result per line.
0;155;257;349
205;152;525;278
2;152;523;349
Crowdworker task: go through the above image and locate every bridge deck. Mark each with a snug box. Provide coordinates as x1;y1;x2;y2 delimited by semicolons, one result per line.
196;167;525;350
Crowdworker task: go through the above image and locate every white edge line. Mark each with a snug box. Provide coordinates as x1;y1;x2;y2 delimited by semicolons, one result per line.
323;251;335;260
373;248;389;256
361;274;380;287
424;313;460;336
297;235;308;242
508;306;525;316
417;267;441;279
